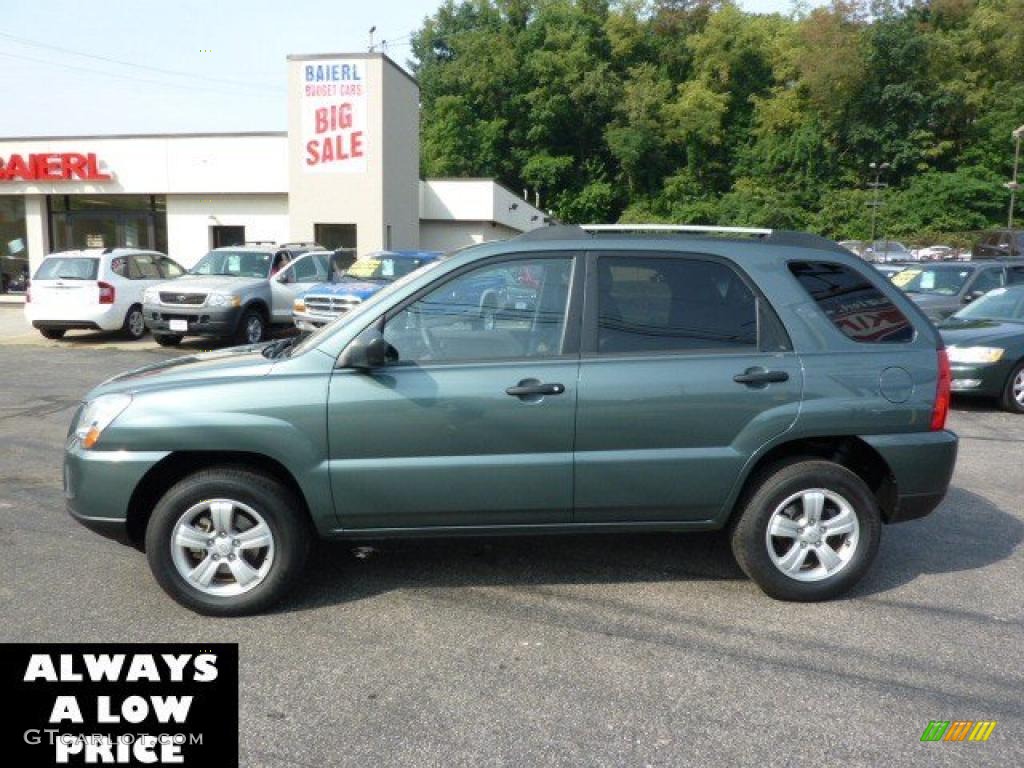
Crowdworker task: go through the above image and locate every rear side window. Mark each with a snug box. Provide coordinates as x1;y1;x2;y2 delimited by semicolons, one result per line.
789;261;913;344
596;256;757;354
34;257;99;281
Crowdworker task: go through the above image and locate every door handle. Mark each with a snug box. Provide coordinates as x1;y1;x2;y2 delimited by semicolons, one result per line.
733;368;789;386
506;381;565;397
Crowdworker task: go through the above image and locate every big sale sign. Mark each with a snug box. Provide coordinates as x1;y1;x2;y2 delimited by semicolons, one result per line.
301;61;367;174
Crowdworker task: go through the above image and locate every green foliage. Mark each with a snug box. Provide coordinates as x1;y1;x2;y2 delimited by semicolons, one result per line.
411;0;1024;236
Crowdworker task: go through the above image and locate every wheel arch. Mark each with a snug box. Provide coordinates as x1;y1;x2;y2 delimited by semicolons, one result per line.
125;451;313;548
730;436;897;525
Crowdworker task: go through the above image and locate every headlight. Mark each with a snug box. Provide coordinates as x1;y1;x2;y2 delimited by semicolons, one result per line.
143;288;160;304
294;298;306;313
75;393;132;449
946;346;1005;364
207;293;241;308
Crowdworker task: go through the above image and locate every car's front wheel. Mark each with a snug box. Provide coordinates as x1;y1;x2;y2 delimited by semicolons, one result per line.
39;328;66;340
235;309;265;345
730;459;881;601
1000;360;1024;414
145;468;311;616
153;333;183;347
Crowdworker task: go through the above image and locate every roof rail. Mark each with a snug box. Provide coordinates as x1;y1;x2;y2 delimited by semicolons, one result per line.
582;224;773;236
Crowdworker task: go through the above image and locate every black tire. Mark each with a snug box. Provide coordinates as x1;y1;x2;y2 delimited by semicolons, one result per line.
730;459;881;602
122;304;147;340
39;328;66;340
153;333;183;347
145;467;312;616
999;359;1024;414
235;308;266;345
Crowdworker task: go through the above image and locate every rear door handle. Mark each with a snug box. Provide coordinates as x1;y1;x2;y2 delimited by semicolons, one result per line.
733;368;789;386
506;381;565;397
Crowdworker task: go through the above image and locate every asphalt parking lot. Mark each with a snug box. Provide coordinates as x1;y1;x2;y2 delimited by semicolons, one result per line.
0;304;1021;767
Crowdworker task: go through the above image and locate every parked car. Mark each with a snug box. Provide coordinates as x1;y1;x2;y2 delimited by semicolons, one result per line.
911;245;955;261
939;285;1024;413
891;260;1024;321
974;230;1024;260
292;250;441;331
143;244;331;346
862;240;914;262
24;248;185;340
64;225;957;615
837;240;865;256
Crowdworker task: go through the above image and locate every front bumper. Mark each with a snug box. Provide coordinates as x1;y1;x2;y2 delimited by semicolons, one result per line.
64;437;169;544
861;430;959;523
145;303;242;337
292;308;340;332
949;361;1012;398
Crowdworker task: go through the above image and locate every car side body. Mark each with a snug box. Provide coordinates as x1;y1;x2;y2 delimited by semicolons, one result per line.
64;228;958;613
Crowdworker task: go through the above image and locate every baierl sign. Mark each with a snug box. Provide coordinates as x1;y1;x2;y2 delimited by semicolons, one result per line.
301;61;367;173
0;152;112;182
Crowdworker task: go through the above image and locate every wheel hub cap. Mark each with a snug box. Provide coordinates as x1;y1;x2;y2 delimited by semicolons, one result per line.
765;488;860;582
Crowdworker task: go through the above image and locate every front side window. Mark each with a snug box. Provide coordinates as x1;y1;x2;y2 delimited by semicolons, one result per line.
128;254;161;280
382;257;572;363
190;250;271;278
160;257;184;278
789;261;914;344
968;268;1005;295
595;256;757;354
284;253;328;284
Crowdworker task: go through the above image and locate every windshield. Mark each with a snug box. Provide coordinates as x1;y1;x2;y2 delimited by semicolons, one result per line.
190;250;271;278
289;258;445;357
892;267;971;295
34;257;99;281
341;255;427;282
952;287;1024;323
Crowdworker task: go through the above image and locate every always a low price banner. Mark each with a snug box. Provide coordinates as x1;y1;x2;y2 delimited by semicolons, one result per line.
2;644;237;766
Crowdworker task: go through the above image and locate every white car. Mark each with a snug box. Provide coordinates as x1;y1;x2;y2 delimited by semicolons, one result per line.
25;248;185;340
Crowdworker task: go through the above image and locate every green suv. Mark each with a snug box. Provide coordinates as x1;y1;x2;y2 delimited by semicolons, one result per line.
65;226;958;615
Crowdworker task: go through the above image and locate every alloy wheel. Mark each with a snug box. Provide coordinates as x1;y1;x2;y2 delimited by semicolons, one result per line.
764;489;860;582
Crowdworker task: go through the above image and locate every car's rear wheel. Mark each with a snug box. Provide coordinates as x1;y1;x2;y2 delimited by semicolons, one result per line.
999;360;1024;414
39;328;66;340
145;468;311;616
235;309;265;345
153;333;183;347
122;304;146;340
730;459;881;601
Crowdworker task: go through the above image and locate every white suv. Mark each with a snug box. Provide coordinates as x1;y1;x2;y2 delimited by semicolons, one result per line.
25;248;185;340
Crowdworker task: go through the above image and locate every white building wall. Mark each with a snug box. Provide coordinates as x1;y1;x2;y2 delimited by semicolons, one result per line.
419;221;519;252
165;194;290;268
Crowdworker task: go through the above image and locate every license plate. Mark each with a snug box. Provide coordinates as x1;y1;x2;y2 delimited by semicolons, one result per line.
169;319;188;332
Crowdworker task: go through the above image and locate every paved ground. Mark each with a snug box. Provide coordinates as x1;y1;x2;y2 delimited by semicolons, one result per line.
0;320;1021;766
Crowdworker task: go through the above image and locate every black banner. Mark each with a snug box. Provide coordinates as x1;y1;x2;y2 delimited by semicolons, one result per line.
1;644;238;766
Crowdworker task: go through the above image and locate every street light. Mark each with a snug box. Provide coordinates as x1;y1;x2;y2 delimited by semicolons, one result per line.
1007;125;1024;249
868;161;891;258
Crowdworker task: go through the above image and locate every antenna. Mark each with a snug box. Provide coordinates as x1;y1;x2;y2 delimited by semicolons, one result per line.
368;26;377;52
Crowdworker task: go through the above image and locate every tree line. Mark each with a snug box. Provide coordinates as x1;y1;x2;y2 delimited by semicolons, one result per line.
410;0;1024;244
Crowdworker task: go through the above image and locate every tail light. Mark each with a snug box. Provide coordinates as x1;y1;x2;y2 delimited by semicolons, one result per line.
931;348;951;431
98;281;115;304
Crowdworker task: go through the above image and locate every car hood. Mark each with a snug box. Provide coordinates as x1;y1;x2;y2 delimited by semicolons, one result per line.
939;318;1024;348
87;344;274;398
300;279;386;301
150;274;266;294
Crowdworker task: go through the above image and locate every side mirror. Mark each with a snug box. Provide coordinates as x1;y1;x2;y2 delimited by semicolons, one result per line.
337;331;398;370
964;290;985;303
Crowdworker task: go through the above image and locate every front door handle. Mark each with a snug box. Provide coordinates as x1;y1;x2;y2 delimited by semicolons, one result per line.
733;368;789;386
506;380;565;397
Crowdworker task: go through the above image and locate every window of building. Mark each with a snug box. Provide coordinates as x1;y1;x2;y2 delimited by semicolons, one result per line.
0;196;29;293
48;195;167;254
789;261;914;344
595;256;758;354
211;225;245;249
315;223;357;251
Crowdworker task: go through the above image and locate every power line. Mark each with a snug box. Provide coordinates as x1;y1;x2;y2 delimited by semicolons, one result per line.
0;50;284;99
0;30;282;92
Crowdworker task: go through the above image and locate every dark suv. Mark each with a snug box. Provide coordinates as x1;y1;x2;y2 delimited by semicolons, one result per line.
65;225;957;615
974;230;1024;260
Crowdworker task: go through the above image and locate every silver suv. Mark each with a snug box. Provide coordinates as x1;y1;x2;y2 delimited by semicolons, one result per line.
143;243;331;346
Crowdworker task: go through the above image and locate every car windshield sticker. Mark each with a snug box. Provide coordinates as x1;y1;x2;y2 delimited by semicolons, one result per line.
347;259;380;278
891;269;920;287
381;260;395;277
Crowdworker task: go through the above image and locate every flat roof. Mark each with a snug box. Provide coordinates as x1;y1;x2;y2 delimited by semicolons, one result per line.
285;51;418;87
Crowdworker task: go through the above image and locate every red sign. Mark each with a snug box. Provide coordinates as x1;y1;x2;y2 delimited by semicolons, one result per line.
0;153;112;182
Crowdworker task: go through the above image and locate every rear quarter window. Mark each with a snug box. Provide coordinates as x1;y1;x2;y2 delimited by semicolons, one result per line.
788;261;914;344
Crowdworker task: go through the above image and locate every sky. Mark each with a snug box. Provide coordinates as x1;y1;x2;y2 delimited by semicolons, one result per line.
1;0;815;137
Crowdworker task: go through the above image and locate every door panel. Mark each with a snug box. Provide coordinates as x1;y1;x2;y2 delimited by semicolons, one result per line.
574;251;803;523
574;352;802;521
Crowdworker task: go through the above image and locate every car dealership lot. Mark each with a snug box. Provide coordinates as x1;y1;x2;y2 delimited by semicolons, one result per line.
0;328;1021;766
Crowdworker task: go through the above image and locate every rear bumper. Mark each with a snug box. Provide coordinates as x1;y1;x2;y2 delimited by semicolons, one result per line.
25;303;124;331
145;304;241;337
861;430;959;523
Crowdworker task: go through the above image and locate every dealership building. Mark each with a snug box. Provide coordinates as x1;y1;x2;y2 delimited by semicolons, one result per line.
0;53;546;285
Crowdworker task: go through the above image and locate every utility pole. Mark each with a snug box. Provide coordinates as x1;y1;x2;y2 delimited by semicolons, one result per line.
368;26;377;52
1007;125;1024;256
867;161;890;260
